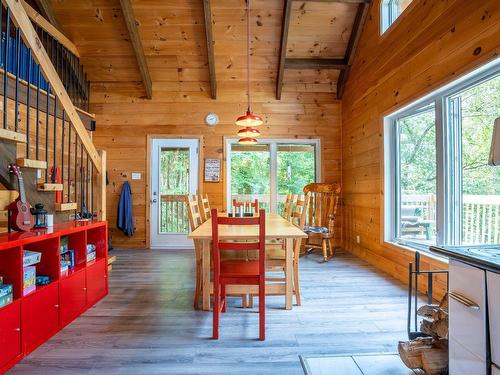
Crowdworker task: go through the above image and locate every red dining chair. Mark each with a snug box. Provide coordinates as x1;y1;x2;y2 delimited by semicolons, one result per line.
232;198;259;214
211;208;266;341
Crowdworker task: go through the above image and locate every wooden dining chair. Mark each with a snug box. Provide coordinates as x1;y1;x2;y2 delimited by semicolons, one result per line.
303;183;341;262
212;208;266;340
199;194;211;222
232;198;259;213
252;194;309;308
282;193;295;221
185;195;204;309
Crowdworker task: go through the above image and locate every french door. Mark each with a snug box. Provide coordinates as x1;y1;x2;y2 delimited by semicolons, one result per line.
150;139;199;249
226;138;320;214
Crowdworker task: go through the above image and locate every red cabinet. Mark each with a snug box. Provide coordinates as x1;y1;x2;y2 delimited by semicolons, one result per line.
21;283;59;353
0;221;108;374
0;301;21;370
60;269;87;326
87;259;107;306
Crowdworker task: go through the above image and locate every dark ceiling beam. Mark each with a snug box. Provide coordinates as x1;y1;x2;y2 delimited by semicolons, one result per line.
285;58;348;70
276;0;293;100
202;0;217;99
119;0;153;99
32;0;63;31
336;1;370;99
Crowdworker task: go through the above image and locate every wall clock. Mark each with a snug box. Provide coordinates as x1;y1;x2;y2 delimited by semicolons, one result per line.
205;113;219;127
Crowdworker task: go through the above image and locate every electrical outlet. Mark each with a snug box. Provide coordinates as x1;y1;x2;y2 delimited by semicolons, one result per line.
36;169;42;179
356;235;361;244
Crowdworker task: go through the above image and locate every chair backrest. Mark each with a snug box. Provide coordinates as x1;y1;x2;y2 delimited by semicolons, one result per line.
232;198;259;213
199;194;211;222
291;194;310;228
282;193;295;221
303;183;340;228
211;208;266;277
185;195;204;231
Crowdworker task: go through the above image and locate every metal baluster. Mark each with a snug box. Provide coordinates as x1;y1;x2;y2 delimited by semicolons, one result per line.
79;64;84;108
74;138;78;206
35;64;40;159
86;153;89;215
26;48;32;158
85;73;89;111
14;27;20;132
61;110;65;197
69;53;74;102
3;8;9;129
45;84;50;181
53;95;57;174
80;145;84;212
67;122;71;203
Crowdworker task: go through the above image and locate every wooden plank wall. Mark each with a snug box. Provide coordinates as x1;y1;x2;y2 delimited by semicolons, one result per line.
341;0;500;298
91;82;341;248
71;0;347;249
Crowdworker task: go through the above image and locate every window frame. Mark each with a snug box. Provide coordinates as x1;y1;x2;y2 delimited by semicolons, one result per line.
384;58;500;250
225;138;321;213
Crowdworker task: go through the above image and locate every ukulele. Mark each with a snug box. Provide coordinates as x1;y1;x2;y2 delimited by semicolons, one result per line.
7;164;34;231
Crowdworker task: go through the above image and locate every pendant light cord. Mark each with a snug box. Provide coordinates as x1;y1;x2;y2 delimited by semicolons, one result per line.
247;0;251;112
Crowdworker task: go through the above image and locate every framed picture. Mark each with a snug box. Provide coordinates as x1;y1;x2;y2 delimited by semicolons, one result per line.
204;158;221;182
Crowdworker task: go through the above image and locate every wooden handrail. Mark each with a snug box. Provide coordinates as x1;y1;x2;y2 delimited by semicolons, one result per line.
3;0;101;173
20;0;79;58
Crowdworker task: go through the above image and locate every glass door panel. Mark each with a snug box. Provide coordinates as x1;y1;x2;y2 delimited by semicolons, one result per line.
230;144;271;212
277;144;316;215
159;147;190;234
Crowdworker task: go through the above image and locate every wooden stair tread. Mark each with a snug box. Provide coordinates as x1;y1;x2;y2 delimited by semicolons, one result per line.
0;128;27;143
55;202;77;211
108;255;117;265
37;183;63;192
16;158;47;169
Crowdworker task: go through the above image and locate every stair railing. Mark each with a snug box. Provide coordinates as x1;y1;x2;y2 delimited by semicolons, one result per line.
0;0;106;221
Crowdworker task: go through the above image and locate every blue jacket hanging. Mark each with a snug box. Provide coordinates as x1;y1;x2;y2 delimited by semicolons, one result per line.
117;181;134;237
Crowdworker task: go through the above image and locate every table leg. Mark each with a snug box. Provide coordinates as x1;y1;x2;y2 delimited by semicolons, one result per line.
285;237;293;310
202;239;211;311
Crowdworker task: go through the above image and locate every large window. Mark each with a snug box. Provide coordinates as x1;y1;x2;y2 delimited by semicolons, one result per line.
385;59;500;249
227;139;319;214
380;0;414;34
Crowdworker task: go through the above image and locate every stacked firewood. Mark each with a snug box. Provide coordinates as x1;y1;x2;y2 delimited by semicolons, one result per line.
398;293;449;375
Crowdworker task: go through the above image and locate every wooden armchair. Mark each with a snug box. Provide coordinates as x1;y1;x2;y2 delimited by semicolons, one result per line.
303;183;341;262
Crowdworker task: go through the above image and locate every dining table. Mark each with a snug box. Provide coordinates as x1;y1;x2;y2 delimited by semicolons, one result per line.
188;212;307;311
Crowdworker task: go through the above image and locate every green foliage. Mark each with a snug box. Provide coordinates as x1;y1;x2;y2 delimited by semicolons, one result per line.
159;149;189;195
398;74;500;196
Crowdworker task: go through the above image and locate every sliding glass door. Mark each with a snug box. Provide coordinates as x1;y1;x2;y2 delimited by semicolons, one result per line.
227;139;320;213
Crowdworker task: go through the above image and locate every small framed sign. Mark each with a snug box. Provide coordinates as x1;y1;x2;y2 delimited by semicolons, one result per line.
204;158;221;182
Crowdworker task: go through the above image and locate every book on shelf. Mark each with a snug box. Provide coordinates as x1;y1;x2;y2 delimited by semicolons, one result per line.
0;293;13;308
23;266;36;296
0;283;13;298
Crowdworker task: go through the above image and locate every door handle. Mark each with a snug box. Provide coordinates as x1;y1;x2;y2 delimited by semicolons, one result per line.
449;291;480;310
151;199;157;204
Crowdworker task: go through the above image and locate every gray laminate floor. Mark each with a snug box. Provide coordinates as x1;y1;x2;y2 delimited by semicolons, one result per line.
8;249;411;375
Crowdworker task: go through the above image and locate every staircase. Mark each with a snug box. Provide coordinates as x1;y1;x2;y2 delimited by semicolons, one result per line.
0;0;106;232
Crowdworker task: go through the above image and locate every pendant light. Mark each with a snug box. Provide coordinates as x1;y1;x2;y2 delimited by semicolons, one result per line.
237;0;263;145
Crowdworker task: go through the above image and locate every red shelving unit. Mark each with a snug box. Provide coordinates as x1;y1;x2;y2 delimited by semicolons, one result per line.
0;221;108;374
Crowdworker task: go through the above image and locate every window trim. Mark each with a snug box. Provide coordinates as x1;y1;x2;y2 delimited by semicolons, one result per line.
225;138;321;213
384;57;500;250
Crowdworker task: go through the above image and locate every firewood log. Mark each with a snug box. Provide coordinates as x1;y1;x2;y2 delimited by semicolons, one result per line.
421;347;448;375
417;304;445;321
420;316;449;339
398;338;434;369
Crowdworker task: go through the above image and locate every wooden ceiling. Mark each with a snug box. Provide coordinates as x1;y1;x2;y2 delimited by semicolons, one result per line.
48;0;368;99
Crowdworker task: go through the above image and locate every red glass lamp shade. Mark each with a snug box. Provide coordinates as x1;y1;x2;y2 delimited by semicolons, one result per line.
235;110;264;127
237;127;261;138
238;137;258;145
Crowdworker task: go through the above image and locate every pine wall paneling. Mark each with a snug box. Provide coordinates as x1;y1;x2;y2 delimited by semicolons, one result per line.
341;0;500;298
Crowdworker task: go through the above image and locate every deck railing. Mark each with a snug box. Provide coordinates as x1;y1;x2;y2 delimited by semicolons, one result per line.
402;194;500;244
160;195;188;233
